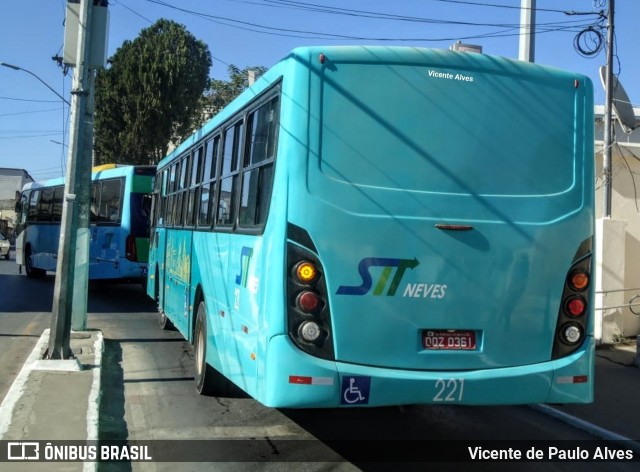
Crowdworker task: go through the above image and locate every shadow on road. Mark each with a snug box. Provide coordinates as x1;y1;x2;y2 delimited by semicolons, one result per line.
98;339;132;472
0;272;155;314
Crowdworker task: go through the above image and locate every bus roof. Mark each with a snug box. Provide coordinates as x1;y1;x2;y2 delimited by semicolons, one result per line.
157;45;590;170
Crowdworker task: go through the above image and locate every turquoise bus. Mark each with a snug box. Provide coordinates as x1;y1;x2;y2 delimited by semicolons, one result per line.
148;46;595;408
15;164;154;284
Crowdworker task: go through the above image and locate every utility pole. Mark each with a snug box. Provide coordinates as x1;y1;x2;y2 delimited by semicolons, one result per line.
603;0;615;218
518;0;536;62
46;0;95;359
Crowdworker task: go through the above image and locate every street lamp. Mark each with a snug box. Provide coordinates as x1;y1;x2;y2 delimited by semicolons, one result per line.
50;139;69;148
0;61;70;106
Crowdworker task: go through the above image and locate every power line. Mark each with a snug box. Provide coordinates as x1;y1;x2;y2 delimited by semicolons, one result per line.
138;0;598;43
0;107;65;118
0;96;61;103
113;0;230;66
431;0;599;15
0;132;61;139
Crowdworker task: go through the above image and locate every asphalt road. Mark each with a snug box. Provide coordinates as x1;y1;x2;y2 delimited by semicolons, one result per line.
1;252;638;471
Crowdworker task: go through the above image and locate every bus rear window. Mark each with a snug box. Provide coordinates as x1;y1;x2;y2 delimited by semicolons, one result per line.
91;178;123;223
319;64;578;197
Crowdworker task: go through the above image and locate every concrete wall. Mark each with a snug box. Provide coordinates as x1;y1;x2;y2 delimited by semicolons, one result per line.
0;169;33;235
594;107;640;342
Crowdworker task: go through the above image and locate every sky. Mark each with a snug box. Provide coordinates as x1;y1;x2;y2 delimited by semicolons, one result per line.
0;0;638;181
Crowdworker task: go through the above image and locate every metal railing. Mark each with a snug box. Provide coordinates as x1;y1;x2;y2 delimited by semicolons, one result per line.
595;288;640;315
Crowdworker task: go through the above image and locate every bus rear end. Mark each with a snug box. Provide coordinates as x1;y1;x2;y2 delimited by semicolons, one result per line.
266;47;594;408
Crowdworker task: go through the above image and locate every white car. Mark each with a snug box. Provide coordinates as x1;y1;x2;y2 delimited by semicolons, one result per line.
0;232;10;260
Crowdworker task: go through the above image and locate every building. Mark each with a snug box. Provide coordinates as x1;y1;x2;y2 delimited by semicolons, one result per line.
594;105;640;343
0;168;34;239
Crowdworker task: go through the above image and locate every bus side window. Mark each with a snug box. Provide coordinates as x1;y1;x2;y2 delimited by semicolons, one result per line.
90;182;100;223
186;146;203;227
166;163;178;226
52;186;64;222
28;190;41;222
16;191;29;229
217;121;243;227
239;95;279;229
198;135;219;228
38;188;55;222
175;154;190;226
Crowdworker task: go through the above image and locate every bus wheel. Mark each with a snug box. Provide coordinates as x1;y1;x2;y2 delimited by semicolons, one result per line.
158;311;175;331
194;301;234;396
24;248;45;278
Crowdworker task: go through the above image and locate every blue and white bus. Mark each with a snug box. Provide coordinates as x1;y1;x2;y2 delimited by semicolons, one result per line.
15;164;154;283
148;46;595;408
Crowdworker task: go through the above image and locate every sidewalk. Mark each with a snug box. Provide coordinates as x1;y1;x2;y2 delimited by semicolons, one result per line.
0;329;102;470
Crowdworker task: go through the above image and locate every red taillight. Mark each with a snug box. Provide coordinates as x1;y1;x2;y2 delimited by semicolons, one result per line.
297;291;320;313
125;234;137;262
287;238;334;359
553;239;592;360
565;296;586;317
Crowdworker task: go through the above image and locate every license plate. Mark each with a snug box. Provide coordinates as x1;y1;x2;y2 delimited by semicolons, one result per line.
422;330;476;350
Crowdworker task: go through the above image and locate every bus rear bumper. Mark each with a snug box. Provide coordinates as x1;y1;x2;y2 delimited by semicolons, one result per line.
262;336;594;408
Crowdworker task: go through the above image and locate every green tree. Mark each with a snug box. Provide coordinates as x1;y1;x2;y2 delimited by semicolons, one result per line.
203;65;267;119
94;19;212;165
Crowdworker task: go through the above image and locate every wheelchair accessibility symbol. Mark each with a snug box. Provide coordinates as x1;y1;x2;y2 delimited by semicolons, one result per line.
341;376;371;405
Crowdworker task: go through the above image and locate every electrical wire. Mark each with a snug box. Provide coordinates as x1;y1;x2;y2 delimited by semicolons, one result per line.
0;96;60;103
616;143;640;213
574;25;605;57
113;0;230;66
138;0;600;43
0;107;64;117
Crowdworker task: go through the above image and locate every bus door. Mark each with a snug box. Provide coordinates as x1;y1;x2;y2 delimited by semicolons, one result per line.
164;229;192;336
149;227;166;304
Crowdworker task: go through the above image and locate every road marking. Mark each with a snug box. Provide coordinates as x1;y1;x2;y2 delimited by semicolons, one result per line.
84;331;103;472
146;424;303;440
532;404;640;453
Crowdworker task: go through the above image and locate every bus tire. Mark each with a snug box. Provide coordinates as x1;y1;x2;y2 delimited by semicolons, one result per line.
194;301;233;396
156;274;174;330
24;247;45;278
159;311;175;331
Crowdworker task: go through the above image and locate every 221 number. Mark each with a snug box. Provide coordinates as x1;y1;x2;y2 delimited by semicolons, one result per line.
433;378;464;402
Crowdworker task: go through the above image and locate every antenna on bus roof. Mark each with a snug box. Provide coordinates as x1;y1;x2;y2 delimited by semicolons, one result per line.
599;66;637;134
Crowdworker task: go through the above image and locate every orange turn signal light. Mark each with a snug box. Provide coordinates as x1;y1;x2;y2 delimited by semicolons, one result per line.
569;271;589;291
295;261;317;284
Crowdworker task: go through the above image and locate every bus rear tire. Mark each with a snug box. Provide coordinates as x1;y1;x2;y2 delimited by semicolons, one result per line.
194;301;234;396
159;311;175;331
25;248;45;278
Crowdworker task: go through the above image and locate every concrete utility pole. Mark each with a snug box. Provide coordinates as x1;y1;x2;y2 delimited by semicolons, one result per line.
518;0;536;62
46;0;95;359
603;0;615;218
